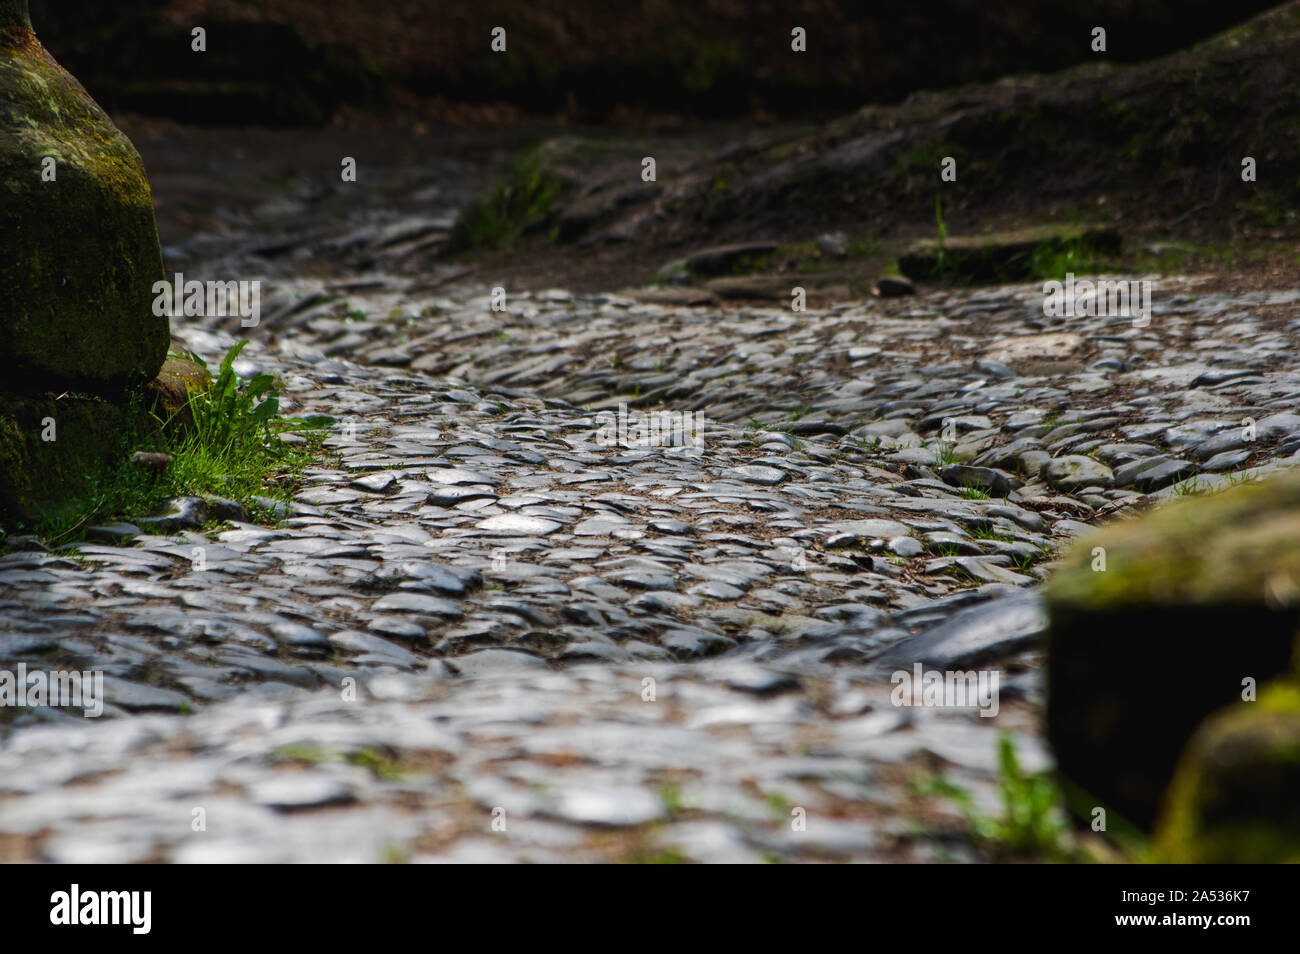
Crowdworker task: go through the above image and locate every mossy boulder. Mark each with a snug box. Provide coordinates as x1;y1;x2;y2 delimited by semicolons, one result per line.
0;349;214;523
0;0;168;396
1045;471;1300;830
1153;681;1300;863
0;391;128;523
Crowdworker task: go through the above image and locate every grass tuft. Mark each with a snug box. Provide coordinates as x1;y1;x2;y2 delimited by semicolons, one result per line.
911;735;1080;861
19;342;333;547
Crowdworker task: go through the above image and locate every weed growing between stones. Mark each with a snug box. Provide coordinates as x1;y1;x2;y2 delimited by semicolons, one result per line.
1010;552;1040;575
166;341;333;501
10;341;333;547
1171;469;1260;497
932;441;962;465
448;149;568;251
910;735;1094;862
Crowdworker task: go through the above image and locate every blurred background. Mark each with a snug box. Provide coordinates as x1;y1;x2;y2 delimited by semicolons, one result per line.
33;0;1283;127
23;0;1299;296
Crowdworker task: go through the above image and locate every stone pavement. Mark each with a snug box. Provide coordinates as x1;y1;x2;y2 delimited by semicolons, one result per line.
3;169;1299;861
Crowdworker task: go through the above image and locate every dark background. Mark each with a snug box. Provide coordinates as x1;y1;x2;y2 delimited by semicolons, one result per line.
30;0;1285;125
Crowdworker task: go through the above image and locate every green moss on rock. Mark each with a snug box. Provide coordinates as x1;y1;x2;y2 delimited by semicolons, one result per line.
0;0;168;395
1051;470;1300;610
0;390;128;523
1153;682;1300;863
1045;470;1300;830
898;225;1122;283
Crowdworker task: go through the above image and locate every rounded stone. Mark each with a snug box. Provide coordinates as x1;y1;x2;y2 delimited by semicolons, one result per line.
1045;470;1300;829
0;0;169;394
1153;682;1300;863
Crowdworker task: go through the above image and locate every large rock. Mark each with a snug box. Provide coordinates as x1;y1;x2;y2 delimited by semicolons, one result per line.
0;349;209;523
0;0;168;395
0;392;128;522
1044;471;1300;829
1153;682;1300;863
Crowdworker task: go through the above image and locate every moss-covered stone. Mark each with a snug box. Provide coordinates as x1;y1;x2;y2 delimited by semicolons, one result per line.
145;352;211;438
898;225;1122;283
1045;470;1300;830
0;390;128;523
1152;681;1300;863
0;0;168;396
